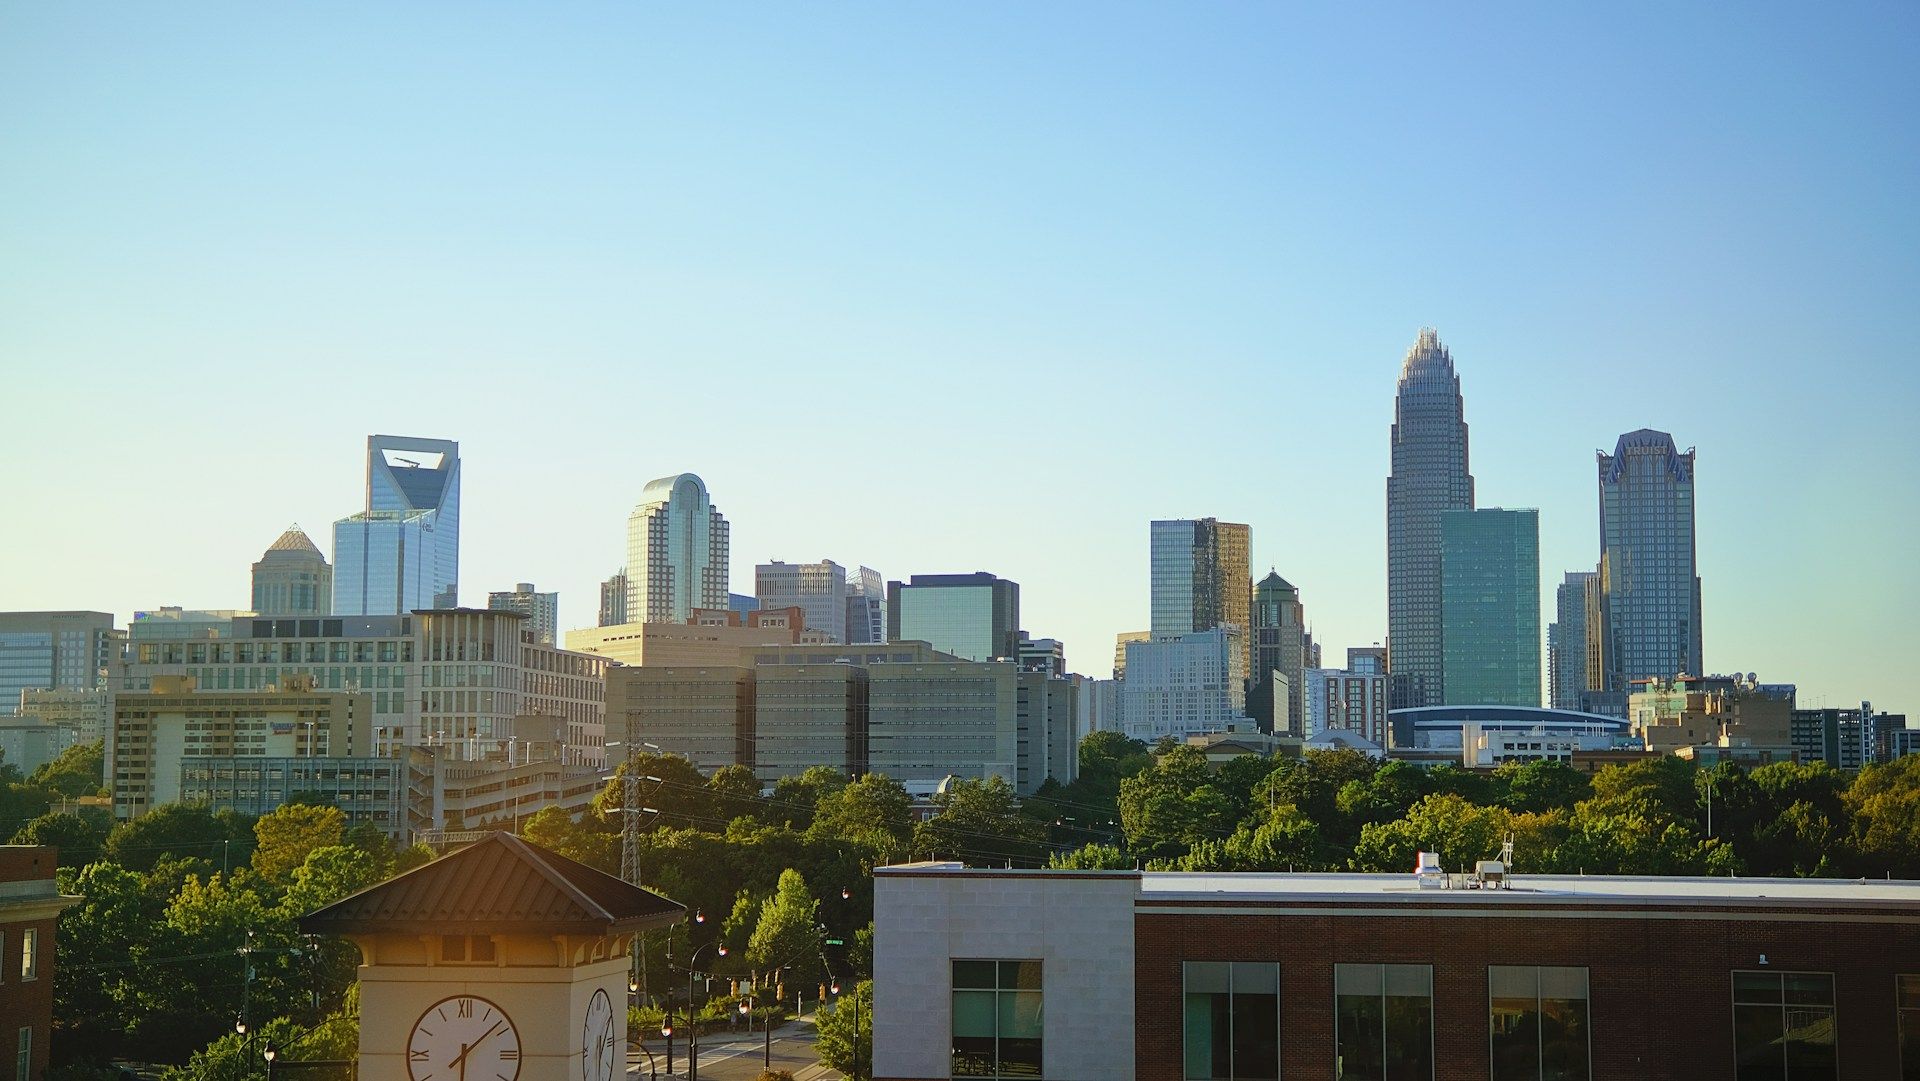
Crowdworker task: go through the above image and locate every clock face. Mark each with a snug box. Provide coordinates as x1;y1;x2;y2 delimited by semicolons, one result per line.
581;987;617;1081
407;994;521;1081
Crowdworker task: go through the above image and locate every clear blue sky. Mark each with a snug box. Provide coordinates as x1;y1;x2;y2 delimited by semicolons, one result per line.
2;4;1915;713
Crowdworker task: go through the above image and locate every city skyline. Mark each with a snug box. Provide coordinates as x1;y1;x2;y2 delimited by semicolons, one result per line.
2;5;1915;712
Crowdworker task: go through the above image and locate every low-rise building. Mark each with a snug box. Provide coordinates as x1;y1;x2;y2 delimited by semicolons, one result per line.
15;687;110;744
873;864;1920;1080
0;847;77;1081
1794;702;1908;769
1630;674;1794;753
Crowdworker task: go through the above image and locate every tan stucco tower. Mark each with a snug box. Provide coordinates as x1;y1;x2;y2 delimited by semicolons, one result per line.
301;832;682;1081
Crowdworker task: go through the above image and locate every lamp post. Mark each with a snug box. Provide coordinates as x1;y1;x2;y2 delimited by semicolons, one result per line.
686;939;727;1081
831;979;863;1081
661;1015;674;1077
261;1043;277;1081
233;1018;249;1081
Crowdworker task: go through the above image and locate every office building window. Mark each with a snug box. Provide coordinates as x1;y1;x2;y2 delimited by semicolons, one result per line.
1184;961;1279;1080
1489;966;1589;1081
952;959;1042;1079
1732;970;1836;1081
1897;975;1919;1081
1335;963;1432;1081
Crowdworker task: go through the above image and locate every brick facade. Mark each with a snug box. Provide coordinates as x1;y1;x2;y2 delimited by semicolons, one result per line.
1135;902;1920;1080
0;847;73;1081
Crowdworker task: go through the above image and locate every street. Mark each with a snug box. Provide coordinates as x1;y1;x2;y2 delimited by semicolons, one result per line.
629;1019;841;1080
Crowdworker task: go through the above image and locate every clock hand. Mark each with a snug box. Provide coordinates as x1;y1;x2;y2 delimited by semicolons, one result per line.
447;1019;504;1079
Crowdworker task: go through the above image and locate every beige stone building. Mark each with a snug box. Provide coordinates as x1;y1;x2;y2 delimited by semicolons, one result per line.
1629;675;1793;753
15;688;110;743
109;675;373;818
563;606;818;668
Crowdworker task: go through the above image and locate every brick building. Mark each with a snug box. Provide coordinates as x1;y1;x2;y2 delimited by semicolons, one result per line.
873;864;1920;1080
0;847;76;1080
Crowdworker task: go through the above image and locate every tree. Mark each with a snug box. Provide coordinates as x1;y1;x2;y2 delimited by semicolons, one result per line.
709;764;766;824
1498;760;1591;814
768;766;849;828
749;868;822;985
592;752;714;830
814;980;871;1080
1843;756;1920;877
11;811;106;866
520;805;618;871
1179;803;1321;872
105;803;254;873
251;803;346;883
1351;794;1512;874
1118;745;1237;861
1048;843;1130;870
809;774;912;861
912;777;1049;866
30;739;104;799
281;844;383;915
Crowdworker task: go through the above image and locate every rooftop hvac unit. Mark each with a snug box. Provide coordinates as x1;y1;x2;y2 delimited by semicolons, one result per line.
1414;851;1445;890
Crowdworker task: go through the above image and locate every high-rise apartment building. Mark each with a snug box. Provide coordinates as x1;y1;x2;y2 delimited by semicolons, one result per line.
597;571;628;627
625;473;729;624
1548;571;1597;711
757;560;849;643
1597;429;1702;688
488;582;559;645
1386;328;1475;709
1119;627;1248;742
251;525;332;617
1149;518;1252;672
1303;667;1390;745
1250;572;1305;735
0;612;117;715
845;566;886;645
332;436;461;616
1440;508;1541;707
886;573;1022;661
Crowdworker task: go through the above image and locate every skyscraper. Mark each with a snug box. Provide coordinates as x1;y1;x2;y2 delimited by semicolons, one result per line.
1547;570;1597;710
886;572;1021;661
250;525;331;617
0;612;116;715
1597;429;1702;687
597;570;628;627
1149;518;1252;671
332;435;461;616
1386;329;1475;709
625;473;730;624
757;560;850;642
1250;571;1306;735
1440;508;1541;707
845;566;886;645
488;582;559;645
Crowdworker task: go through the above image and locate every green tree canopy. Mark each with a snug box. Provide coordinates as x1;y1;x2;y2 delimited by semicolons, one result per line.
251;803;346;883
912;776;1050;867
808;774;912;861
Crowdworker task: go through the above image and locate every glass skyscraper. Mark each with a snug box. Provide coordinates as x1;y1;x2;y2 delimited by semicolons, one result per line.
1547;570;1596;710
1597;429;1702;688
0;611;116;715
1440;508;1541;707
332;435;461;616
1149;518;1252;673
886;572;1021;661
1386;328;1475;709
757;560;850;642
626;473;730;624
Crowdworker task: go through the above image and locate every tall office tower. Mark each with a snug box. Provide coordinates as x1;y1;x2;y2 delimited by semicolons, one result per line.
488;582;559;645
1347;646;1387;676
1386;328;1475;709
1440;508;1541;707
625;473;730;625
1597;429;1702;688
1113;631;1149;680
1547;571;1597;710
845;566;886;645
0;612;117;714
1149;518;1253;672
886;572;1021;661
1249;572;1306;735
332;435;461;616
1118;628;1248;742
597;571;628;627
757;560;849;642
250;525;332;616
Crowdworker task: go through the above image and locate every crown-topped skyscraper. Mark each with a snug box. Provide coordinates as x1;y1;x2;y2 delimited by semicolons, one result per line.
332;435;461;616
1386;329;1476;709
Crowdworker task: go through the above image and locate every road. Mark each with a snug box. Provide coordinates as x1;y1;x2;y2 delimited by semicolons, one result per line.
629;1019;841;1080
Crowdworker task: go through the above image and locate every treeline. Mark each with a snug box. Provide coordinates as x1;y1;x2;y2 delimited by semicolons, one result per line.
1037;732;1920;879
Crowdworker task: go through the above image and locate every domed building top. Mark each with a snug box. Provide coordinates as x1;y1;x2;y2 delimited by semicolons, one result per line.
262;525;323;559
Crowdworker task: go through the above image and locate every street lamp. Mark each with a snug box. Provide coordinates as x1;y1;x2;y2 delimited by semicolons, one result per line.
685;940;728;1081
660;1018;674;1075
830;979;862;1081
261;1043;277;1081
234;1018;250;1081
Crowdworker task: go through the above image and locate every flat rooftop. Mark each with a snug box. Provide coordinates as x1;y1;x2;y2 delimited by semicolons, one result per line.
876;864;1920;910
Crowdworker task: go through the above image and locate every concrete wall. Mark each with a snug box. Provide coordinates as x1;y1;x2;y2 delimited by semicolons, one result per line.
873;866;1139;1081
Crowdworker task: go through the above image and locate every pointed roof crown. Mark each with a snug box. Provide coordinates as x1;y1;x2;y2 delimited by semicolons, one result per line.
298;832;684;937
262;525;322;559
1398;327;1455;384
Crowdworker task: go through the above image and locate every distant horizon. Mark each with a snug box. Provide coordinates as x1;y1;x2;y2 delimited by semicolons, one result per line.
2;5;1914;714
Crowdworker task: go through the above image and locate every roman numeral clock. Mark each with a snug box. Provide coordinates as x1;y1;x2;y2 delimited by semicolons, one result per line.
300;833;684;1081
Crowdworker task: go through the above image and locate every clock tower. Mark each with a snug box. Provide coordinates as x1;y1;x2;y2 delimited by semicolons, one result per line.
301;832;683;1081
